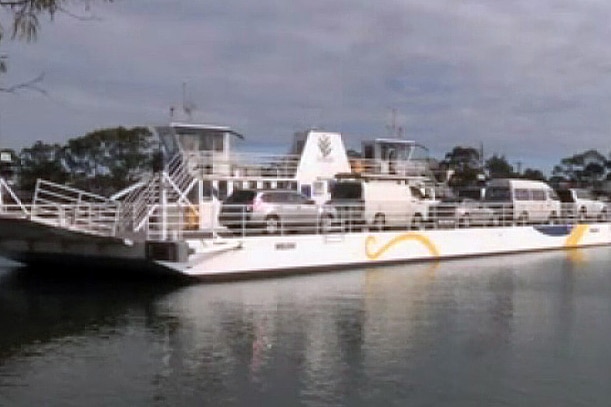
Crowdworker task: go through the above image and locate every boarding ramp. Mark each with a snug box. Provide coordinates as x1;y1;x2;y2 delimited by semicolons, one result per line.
29;179;121;237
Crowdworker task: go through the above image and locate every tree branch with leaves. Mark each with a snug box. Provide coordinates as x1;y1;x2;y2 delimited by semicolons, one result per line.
0;0;112;92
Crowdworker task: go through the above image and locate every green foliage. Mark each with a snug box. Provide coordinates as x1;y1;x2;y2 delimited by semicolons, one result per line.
440;146;483;187
552;149;608;187
18;140;68;191
521;168;546;181
62;126;155;195
0;0;112;83
486;154;515;179
17;126;154;196
0;1;111;42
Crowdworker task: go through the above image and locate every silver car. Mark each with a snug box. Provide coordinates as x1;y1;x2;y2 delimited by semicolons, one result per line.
432;197;496;228
219;189;336;234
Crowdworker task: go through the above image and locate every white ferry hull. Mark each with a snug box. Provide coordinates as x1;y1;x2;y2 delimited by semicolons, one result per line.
2;216;610;281
170;222;611;280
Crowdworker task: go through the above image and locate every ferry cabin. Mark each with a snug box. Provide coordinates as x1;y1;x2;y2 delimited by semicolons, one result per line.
146;123;443;232
151;123;356;202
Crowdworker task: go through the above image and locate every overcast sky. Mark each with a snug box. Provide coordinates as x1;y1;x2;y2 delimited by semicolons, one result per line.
1;0;611;174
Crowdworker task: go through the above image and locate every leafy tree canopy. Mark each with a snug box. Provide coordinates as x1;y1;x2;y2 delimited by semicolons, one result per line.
18;126;155;196
18;140;68;192
486;154;515;179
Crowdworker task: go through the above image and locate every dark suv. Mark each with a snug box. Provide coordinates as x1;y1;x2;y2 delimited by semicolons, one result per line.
219;189;337;235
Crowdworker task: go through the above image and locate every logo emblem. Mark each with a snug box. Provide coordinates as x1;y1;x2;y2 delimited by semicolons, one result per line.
318;135;332;158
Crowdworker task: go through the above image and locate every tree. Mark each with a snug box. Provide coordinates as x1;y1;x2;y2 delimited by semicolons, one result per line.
521;168;546;181
552;149;608;188
440;146;483;187
485;154;515;179
17;140;69;191
62;127;155;195
17;126;155;196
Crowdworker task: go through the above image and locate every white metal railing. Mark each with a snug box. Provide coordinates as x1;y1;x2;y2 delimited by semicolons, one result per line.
2;191;608;242
208;201;610;238
30;179;121;236
0;202;120;236
180;150;438;180
0;177;29;216
121;199;611;241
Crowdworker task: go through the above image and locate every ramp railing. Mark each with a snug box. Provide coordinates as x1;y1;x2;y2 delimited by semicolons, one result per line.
31;179;120;236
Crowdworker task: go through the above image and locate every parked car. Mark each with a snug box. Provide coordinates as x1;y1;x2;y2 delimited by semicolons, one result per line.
556;188;608;222
326;177;433;231
432;196;496;228
483;178;561;225
219;189;336;234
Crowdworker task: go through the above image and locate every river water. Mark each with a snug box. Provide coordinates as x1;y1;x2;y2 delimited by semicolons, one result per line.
1;248;611;406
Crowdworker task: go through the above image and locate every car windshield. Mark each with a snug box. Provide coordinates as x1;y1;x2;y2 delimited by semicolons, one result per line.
556;190;573;203
484;187;510;201
225;190;257;203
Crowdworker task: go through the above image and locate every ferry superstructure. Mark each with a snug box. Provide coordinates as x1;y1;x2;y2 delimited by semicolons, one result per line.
0;122;609;281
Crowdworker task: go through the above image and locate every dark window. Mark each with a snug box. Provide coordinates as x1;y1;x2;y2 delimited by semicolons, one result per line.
556;190;573;203
514;189;530;201
225;189;256;203
331;182;363;200
484;187;510;201
531;190;546;201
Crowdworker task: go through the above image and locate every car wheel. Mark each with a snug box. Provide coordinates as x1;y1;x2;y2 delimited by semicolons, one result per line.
548;212;558;225
578;207;587;223
412;214;424;230
598;210;607;222
372;213;385;231
264;215;281;235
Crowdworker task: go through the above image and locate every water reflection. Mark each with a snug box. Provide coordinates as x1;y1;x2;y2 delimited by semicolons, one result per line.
0;269;180;361
1;247;611;406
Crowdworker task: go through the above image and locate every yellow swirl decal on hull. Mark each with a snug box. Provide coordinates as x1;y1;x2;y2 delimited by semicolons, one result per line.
365;233;440;260
564;224;589;247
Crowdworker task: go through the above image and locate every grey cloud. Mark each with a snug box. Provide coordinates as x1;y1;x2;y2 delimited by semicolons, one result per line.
0;0;610;174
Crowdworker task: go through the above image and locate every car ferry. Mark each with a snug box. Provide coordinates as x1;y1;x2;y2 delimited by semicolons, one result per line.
0;122;609;281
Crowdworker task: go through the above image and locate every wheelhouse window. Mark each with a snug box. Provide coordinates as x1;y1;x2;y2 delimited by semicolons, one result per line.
175;128;225;152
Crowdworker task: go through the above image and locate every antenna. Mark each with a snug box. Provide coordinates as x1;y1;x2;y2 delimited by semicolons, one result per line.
385;108;404;138
182;82;197;121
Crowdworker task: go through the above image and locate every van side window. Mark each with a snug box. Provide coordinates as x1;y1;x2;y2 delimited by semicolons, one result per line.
331;182;362;200
531;190;546;201
515;189;530;201
484;187;510;201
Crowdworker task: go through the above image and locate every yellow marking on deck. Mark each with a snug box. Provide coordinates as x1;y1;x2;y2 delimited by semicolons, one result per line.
365;233;439;260
564;224;589;247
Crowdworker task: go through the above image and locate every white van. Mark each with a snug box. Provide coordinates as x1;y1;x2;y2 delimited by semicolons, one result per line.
484;178;561;225
327;177;432;230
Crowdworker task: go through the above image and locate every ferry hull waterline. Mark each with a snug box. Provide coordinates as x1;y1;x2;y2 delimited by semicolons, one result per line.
0;214;609;281
0;121;609;281
178;223;611;279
